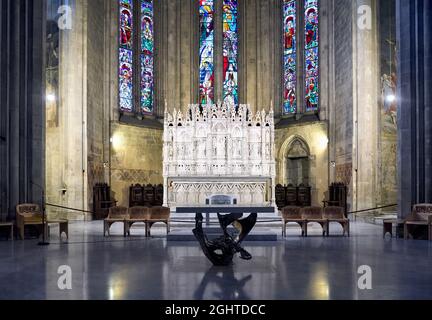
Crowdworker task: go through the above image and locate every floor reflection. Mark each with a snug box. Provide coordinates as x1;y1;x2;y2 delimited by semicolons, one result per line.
194;266;253;300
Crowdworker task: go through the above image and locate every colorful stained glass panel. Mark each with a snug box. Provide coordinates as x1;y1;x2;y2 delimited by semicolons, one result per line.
119;48;133;111
119;2;133;50
223;0;238;107
199;0;215;106
119;0;133;112
141;0;154;55
305;0;319;50
283;0;297;114
305;0;319;111
140;0;154;114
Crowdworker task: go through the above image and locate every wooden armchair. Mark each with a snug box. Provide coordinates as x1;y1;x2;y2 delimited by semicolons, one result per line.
147;206;170;237
301;207;327;237
281;206;305;237
16;204;44;240
126;206;150;236
323;206;350;237
104;206;129;237
404;204;432;241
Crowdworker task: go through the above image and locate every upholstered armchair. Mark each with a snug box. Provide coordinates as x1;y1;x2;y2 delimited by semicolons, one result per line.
301;207;327;237
404;204;432;241
147;206;171;237
126;206;150;236
104;206;129;237
16;204;44;240
281;206;305;237
323;206;350;237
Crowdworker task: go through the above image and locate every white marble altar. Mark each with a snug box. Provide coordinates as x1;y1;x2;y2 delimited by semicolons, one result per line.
163;103;276;210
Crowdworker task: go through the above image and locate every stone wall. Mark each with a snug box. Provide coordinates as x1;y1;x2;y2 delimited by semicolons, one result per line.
110;123;163;207
46;0;110;220
330;0;354;208
377;0;397;208
275;122;329;206
86;0;111;209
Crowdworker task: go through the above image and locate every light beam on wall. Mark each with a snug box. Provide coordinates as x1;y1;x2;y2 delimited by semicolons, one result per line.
317;135;329;150
46;93;56;102
110;134;123;150
385;94;396;103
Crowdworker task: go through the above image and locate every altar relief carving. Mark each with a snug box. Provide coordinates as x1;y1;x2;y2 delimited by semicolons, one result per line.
163;103;276;209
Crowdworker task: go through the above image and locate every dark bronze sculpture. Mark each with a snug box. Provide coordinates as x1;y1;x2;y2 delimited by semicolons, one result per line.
193;212;257;266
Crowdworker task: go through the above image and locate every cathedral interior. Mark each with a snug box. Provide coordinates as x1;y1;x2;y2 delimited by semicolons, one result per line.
0;0;431;301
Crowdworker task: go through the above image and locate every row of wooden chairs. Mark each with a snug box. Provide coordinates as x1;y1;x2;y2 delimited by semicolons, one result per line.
104;206;171;237
281;206;350;237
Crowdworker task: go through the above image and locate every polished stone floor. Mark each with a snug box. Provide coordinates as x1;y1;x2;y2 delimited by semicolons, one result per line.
0;221;431;300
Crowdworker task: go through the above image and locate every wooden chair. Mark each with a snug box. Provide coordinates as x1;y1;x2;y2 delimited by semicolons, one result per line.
297;184;312;207
16;204;44;240
301;207;327;237
104;206;129;237
286;184;298;206
147;206;171;237
126;206;150;236
275;184;287;210
93;183;117;220
129;184;144;207
323;206;350;237
154;184;164;206
143;184;155;207
281;206;305;237
404;204;432;241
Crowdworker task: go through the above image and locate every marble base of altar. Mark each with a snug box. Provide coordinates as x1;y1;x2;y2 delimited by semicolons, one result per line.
166;180;274;210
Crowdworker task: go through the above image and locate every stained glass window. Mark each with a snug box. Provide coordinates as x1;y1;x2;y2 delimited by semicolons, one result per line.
140;0;154;114
283;0;297;114
222;0;239;107
304;0;319;111
199;0;215;106
119;0;134;112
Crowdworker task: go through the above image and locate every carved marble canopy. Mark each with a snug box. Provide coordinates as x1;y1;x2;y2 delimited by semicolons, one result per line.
162;103;276;208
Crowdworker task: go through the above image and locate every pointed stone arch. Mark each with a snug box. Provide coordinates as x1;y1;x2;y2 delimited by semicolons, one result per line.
278;135;311;185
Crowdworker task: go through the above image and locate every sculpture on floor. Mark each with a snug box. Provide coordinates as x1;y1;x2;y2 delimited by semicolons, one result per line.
193;212;257;266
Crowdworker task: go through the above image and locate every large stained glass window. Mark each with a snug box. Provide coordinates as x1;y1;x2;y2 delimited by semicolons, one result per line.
140;0;154;114
119;0;134;112
119;0;155;114
283;0;297;114
304;0;319;111
222;0;239;107
199;0;215;106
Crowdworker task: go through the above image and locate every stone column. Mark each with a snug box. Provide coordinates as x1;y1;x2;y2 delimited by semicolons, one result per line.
0;0;46;220
351;0;379;212
397;0;432;217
